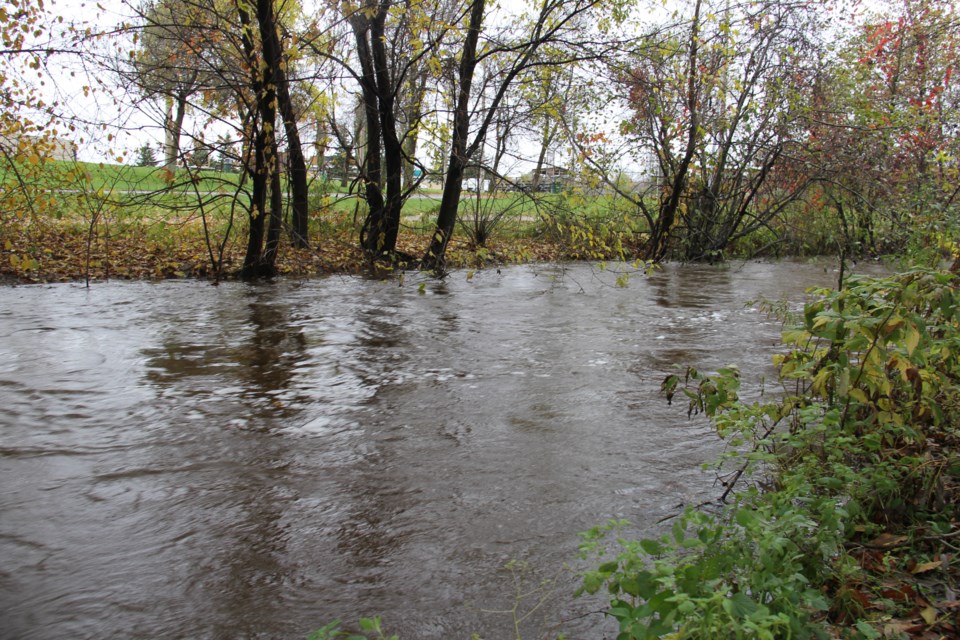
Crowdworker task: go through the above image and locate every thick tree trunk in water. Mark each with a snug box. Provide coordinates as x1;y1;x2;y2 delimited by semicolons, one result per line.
243;126;271;278
350;13;387;258
279;98;310;248
260;4;310;249
370;9;403;258
237;0;282;279
424;154;468;270
265;148;284;263
421;0;485;271
350;4;404;261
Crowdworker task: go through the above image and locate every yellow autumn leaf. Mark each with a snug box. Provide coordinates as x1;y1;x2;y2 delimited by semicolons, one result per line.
849;388;869;403
905;326;920;356
867;532;908;548
811;315;831;330
911;560;942;574
882;317;904;336
811;368;832;396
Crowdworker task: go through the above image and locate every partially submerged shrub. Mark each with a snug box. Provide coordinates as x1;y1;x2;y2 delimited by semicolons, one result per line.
582;269;960;639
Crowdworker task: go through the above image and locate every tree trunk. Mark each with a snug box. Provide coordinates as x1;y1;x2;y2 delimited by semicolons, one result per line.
421;0;485;271
260;1;310;249
238;0;282;279
490;116;513;185
350;2;405;261
369;6;404;258
350;11;387;258
242;122;271;278
648;0;701;262
265;141;284;264
530;120;554;192
163;92;188;172
401;70;428;189
279;96;310;249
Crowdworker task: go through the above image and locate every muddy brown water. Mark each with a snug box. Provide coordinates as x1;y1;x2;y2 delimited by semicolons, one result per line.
0;260;883;639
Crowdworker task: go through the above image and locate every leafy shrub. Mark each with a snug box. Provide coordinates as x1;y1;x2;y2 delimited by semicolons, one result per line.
581;269;960;639
308;616;398;640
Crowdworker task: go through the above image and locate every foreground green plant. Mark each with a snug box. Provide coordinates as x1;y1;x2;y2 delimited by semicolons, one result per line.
307;616;398;640
581;268;960;639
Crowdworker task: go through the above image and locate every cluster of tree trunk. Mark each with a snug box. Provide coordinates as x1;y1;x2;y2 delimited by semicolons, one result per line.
123;0;959;274
128;0;611;277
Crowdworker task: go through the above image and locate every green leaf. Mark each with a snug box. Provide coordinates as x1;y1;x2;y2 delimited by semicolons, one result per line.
672;520;685;543
734;508;757;528
639;538;664;556
854;620;881;639
598;561;619;573
722;592;760;620
580;571;603;594
306;621;342;640
622;570;658;599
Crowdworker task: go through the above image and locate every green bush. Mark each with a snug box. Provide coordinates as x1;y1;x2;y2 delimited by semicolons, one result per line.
581;269;960;639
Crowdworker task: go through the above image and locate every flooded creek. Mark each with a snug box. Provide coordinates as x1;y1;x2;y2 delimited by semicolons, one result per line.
0;260;876;639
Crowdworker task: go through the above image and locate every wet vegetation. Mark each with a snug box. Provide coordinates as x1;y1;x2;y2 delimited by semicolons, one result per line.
0;158;627;283
580;270;960;639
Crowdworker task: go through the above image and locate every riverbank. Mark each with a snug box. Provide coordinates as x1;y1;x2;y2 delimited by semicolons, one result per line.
0;223;588;284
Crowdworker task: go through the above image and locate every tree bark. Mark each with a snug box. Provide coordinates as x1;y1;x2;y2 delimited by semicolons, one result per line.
401;70;428;189
421;0;485;271
350;1;405;261
530;120;555;192
369;5;404;257
421;0;594;268
259;0;310;248
163;91;189;172
350;9;387;258
238;0;282;278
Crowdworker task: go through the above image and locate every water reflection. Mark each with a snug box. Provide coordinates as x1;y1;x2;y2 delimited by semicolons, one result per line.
138;284;309;635
649;263;734;309
333;299;418;575
142;284;311;426
240;290;309;393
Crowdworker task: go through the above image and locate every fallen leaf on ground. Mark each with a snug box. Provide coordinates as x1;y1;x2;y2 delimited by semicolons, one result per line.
911;560;943;574
869;533;909;548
